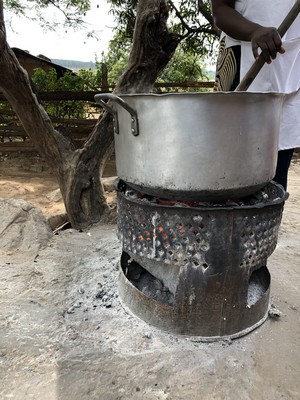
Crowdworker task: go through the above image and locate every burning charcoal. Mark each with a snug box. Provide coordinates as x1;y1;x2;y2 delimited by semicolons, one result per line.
156;199;177;206
138;192;155;202
195;201;211;206
139;197;154;205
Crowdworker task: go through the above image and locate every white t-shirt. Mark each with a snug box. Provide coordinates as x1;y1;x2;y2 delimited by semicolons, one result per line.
222;0;300;150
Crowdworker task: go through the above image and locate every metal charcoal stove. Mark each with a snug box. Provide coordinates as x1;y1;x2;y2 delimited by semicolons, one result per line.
117;181;287;340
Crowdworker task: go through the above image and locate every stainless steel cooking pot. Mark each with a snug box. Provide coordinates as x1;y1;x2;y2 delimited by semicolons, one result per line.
95;92;284;201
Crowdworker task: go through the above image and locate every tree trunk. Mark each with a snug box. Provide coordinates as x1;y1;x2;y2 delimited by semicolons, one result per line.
0;0;180;230
116;0;180;94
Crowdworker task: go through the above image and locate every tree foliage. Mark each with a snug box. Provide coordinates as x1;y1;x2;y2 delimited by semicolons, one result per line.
102;30;132;84
156;44;210;85
104;39;210;89
103;0;218;87
107;0;218;56
103;0;218;85
31;66;104;119
32;66;103;92
4;0;91;27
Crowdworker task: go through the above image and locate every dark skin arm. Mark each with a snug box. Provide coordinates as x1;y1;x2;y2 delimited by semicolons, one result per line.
211;0;285;63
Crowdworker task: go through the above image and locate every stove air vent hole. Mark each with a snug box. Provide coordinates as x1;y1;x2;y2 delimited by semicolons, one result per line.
121;251;174;306
247;266;270;307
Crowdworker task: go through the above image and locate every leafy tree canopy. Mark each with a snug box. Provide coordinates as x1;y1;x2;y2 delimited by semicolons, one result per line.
103;1;218;86
103;37;211;88
31;67;103;118
4;0;91;29
4;1;218;52
106;0;218;57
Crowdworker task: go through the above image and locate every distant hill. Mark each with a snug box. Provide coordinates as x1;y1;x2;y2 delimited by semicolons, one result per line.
52;59;96;70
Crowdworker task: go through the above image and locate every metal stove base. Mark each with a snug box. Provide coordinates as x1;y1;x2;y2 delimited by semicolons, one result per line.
117;181;286;340
118;259;270;340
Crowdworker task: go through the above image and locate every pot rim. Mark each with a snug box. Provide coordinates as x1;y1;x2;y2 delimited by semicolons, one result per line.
115;91;285;99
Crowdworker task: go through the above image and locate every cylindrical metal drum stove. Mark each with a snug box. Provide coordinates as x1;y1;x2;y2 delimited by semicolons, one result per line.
95;92;287;340
117;182;286;339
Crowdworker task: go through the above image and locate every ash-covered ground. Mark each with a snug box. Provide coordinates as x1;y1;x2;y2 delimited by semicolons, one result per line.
0;154;299;399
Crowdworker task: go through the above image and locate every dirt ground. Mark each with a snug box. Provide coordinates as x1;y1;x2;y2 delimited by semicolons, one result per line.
0;153;299;400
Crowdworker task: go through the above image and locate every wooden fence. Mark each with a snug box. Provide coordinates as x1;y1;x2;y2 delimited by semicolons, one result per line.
0;81;214;153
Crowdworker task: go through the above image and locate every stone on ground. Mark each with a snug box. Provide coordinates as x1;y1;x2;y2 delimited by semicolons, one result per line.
0;198;52;253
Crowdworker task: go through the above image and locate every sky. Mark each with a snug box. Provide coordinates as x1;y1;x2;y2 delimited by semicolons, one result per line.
4;0;115;62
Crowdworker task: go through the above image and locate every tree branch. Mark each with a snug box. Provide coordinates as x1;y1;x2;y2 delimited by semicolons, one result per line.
115;0;180;93
197;0;214;25
168;0;218;38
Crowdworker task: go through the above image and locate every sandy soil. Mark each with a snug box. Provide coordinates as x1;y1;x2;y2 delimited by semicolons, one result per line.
0;153;299;400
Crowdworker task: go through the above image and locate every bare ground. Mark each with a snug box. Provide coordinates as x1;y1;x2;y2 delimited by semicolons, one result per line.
0;153;299;400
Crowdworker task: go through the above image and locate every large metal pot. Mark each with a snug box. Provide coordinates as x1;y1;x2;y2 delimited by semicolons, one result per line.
95;92;284;201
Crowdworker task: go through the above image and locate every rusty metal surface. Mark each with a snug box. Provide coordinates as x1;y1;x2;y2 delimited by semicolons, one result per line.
118;257;271;339
117;182;285;338
117;183;285;267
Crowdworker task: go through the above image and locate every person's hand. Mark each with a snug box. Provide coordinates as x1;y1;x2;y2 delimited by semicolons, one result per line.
251;26;285;63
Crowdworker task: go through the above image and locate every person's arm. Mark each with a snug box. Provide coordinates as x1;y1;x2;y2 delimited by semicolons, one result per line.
211;0;285;63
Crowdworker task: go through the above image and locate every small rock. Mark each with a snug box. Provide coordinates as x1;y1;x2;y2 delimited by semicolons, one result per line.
45;188;63;202
144;332;153;339
269;305;282;318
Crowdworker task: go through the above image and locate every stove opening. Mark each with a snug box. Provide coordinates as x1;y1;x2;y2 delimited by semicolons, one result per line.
121;251;175;306
247;266;270;307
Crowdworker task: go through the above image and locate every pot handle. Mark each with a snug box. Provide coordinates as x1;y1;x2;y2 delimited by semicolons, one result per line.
94;93;139;136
